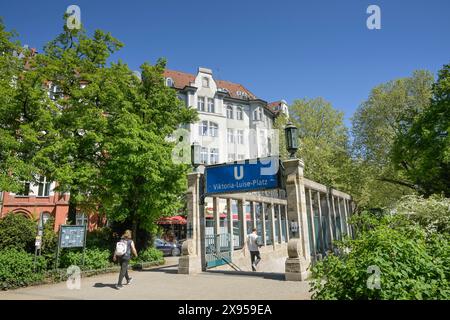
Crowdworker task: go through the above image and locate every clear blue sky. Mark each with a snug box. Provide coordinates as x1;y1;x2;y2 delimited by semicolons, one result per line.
1;0;449;127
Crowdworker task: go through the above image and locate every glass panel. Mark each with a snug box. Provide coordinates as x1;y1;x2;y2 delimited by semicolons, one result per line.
265;205;272;245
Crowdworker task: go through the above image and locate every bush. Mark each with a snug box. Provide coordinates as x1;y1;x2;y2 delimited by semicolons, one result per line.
86;227;114;251
0;249;45;290
134;247;163;263
310;212;450;300
0;213;36;252
59;248;111;270
396;194;450;234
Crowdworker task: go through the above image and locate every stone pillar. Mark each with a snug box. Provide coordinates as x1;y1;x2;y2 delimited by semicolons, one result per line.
343;198;351;236
270;203;276;249
283;159;311;266
325;191;334;249
178;172;203;274
284;205;290;242
213;197;220;256
250;201;257;229
336;197;345;237
261;202;267;246
285;238;309;281
307;188;317;257
316;191;324;254
277;204;283;243
226;198;233;253
238;199;246;249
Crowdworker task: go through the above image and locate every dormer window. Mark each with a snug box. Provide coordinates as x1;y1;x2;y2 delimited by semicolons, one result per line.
166;77;174;87
202;77;209;88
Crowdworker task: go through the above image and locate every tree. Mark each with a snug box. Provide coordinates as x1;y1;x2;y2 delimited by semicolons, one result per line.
351;70;434;208
0;19;53;192
289;98;351;190
1;18;198;245
391;63;450;196
273;112;289;161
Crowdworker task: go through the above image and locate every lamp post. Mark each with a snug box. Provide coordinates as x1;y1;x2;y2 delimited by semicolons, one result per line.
191;142;202;172
285;121;299;159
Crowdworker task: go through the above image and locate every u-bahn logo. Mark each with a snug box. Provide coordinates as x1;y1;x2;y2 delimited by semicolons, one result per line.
234;166;244;180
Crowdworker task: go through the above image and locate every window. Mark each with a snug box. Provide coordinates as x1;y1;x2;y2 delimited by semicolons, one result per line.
207;98;215;113
199;121;208;136
201;147;208;164
197;96;205;112
226;106;233;119
209;122;218;137
238;154;245;160
237;130;244;144
210;148;219;164
16;182;30;197
202;77;209;88
48;84;61;101
259;108;263;121
236;107;243;120
253;108;262;121
227;129;235;143
166;78;174;87
41;212;51;225
37;176;50;197
228;153;236;162
76;212;88;226
260;130;266;156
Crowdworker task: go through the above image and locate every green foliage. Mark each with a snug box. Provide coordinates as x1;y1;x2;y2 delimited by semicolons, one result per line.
0;213;36;252
351;70;434;207
59;248;111;270
311;198;450;300
392;63;450;197
289;98;352;190
86;227;114;250
273;113;289;161
396;194;450;234
133;247;164;263
0;249;45;290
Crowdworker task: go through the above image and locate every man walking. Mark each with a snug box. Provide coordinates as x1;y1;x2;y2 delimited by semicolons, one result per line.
247;228;261;271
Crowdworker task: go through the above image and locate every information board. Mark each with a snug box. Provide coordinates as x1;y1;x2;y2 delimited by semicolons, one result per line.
59;225;86;248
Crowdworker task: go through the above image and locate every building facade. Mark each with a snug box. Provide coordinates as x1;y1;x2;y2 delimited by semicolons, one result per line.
164;67;288;164
0;179;69;231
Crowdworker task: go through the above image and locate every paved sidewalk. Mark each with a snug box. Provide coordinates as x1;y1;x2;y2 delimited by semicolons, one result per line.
0;258;311;300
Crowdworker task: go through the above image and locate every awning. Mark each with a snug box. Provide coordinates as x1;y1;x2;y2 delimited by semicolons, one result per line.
156;215;187;225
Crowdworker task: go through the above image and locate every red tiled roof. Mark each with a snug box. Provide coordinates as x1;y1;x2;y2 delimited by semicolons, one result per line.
163;69;257;100
268;101;282;114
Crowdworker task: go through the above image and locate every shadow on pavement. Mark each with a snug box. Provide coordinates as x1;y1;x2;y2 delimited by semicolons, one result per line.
93;283;117;289
137;264;179;274
206;270;285;281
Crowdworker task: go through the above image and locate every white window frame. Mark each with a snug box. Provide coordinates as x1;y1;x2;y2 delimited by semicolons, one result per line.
201;147;208;164
37;176;51;197
236;107;243;120
210;148;219;164
199;121;208;136
227;128;235;144
226;105;234;119
207;98;215;113
237;130;244;144
209;122;218;137
197;96;205;112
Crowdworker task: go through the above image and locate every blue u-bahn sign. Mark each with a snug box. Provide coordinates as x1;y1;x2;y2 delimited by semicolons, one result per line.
204;156;281;195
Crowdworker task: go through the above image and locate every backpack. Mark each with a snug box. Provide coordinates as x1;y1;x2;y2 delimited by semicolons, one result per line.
115;240;128;256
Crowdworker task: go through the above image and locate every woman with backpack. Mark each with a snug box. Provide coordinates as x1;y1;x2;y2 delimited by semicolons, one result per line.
113;230;138;290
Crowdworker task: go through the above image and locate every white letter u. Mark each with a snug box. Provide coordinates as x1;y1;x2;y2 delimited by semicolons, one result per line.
234;166;244;180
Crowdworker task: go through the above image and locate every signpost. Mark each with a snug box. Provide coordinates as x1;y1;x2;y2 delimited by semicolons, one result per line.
55;224;88;270
34;213;44;271
204;156;282;196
